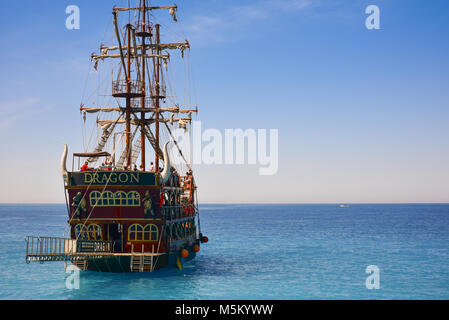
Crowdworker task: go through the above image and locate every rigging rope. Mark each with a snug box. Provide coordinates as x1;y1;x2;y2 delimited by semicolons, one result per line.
115;124;139;169
163;122;192;172
63;112;125;239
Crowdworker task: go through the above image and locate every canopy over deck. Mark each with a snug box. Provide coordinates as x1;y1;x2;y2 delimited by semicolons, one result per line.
73;152;111;158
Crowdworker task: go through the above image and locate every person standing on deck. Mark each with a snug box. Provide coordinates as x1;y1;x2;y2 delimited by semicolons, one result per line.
81;161;91;172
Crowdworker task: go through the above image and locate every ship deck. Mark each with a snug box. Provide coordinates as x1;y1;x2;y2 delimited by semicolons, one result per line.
26;252;164;262
25;236;164;263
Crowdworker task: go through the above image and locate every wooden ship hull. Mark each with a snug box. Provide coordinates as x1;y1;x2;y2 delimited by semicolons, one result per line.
26;162;208;273
70;249;197;273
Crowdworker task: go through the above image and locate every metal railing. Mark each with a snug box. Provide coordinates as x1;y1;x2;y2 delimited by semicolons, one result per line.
162;206;197;220
25;236;113;263
148;84;167;99
112;80;143;96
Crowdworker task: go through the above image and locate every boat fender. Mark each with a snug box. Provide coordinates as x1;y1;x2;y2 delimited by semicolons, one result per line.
181;249;189;259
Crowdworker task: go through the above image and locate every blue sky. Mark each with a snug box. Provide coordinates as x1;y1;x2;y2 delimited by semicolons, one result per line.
0;0;448;203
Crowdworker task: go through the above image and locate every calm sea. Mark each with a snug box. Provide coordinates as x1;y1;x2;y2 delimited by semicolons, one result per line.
0;204;448;300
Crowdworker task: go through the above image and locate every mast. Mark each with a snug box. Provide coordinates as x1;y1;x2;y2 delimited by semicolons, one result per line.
155;24;161;173
140;0;147;171
126;24;132;169
90;5;196;172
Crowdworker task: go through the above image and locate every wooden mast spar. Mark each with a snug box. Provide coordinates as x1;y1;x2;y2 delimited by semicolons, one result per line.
155;24;161;173
140;0;147;171
126;24;132;169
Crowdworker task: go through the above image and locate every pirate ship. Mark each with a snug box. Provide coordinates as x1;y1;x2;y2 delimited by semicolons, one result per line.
25;1;208;272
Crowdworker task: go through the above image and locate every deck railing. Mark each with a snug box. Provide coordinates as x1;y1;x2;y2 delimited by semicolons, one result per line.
162;206;197;220
112;80;143;97
25;236;114;263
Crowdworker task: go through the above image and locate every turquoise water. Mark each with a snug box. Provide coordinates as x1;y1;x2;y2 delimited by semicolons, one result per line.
0;204;448;300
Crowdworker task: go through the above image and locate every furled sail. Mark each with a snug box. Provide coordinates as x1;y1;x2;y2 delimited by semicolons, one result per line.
100;42;190;53
130;136;142;168
82;107;118;114
91;53;169;62
97;117;192;126
81;106;198;114
169;7;178;22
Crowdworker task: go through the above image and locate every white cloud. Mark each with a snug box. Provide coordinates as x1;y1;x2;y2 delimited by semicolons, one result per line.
269;0;314;10
184;0;317;44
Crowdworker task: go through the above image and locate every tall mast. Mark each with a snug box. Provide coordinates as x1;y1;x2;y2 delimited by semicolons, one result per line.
126;24;132;169
155;24;161;173
93;5;195;172
140;0;147;171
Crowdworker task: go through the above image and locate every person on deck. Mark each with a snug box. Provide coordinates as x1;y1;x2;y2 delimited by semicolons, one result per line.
81;161;90;172
149;162;154;172
105;158;113;171
106;159;113;171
